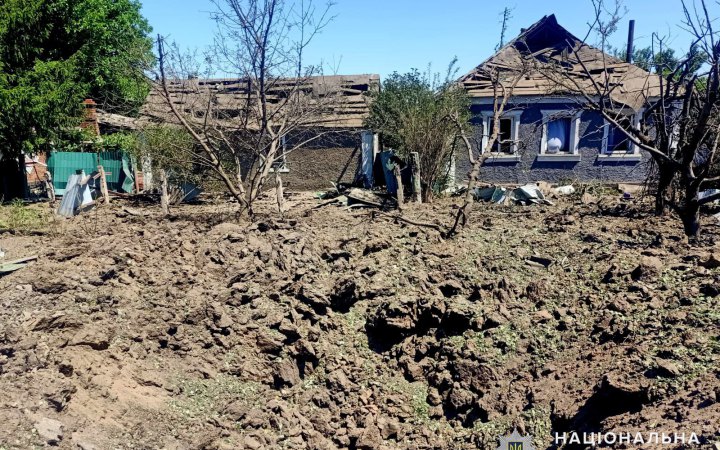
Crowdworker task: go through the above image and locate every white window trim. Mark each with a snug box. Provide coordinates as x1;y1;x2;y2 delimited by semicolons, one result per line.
481;110;522;161
599;110;643;161
269;135;290;173
537;110;582;162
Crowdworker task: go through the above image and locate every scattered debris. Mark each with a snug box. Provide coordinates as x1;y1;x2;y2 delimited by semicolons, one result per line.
120;206;143;217
699;189;720;205
57;172;95;217
582;192;599;204
527;255;554;268
553;185;576;195
473;183;553;206
473;186;508;203
0;255;38;275
617;183;643;194
511;183;554;206
346;188;390;208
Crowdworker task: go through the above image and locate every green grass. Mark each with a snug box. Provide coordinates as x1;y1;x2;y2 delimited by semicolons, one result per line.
523;405;552;447
168;375;262;420
0;200;50;233
385;377;431;423
472;419;513;447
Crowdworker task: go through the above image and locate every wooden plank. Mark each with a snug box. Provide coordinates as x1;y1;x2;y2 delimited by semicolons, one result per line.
98;165;110;205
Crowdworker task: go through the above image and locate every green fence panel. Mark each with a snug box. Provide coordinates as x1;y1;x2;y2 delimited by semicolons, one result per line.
121;153;135;193
47;151;135;195
98;151;124;192
46;152;98;195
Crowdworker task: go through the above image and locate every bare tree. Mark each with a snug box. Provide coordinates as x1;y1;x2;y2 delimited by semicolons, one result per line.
496;7;515;51
154;0;342;217
448;63;528;236
541;0;720;238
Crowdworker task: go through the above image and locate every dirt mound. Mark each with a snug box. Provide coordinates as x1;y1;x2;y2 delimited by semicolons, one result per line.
0;195;718;449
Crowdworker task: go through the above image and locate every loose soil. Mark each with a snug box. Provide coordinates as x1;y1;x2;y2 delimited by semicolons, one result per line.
0;193;718;449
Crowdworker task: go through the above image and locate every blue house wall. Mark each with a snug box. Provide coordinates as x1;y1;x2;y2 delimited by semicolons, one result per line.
454;101;652;185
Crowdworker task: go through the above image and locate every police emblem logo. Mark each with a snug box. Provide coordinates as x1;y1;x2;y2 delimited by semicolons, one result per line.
497;429;535;450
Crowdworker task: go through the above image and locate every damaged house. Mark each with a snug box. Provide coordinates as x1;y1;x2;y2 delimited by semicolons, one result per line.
456;14;662;185
138;74;380;192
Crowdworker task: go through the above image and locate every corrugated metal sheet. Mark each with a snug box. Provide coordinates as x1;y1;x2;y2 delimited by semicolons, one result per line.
46;152;97;195
99;151;123;192
48;151;134;195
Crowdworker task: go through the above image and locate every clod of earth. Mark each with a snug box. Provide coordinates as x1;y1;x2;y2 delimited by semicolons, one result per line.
35;417;63;445
0;196;718;449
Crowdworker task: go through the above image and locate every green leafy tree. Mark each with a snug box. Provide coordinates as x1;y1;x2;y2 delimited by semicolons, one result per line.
0;0;153;198
132;126;197;214
612;44;705;77
365;62;470;201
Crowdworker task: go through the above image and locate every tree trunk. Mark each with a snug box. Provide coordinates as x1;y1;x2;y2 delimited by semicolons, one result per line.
44;172;55;204
681;183;701;238
654;162;676;215
422;184;433;204
410;152;422;203
159;169;169;215
448;154;486;236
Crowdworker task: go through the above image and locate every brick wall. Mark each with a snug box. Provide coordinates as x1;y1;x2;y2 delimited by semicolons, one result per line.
25;153;48;185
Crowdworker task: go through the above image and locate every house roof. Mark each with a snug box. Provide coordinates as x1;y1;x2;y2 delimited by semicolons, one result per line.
97;111;141;131
95;74;379;132
141;74;380;130
460;15;662;110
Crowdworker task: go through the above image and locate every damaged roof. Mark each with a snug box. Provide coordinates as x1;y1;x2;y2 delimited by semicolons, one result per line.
96;74;379;131
460;15;662;110
97;111;141;131
142;74;380;130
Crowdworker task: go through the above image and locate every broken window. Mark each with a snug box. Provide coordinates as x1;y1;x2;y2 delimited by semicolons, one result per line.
482;111;521;157
606;116;632;153
545;117;571;153
539;111;581;160
489;118;514;153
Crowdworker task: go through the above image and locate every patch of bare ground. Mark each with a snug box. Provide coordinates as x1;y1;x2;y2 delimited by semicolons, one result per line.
0;192;718;449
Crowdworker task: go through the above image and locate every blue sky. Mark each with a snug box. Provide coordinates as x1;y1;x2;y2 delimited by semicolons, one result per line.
140;0;697;79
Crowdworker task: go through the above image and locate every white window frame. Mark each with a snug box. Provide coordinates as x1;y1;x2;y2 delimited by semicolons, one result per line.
599;110;643;161
537;110;582;162
481;110;522;161
268;135;290;173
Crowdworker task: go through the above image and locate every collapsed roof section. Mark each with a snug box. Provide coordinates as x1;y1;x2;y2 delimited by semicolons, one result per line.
140;74;380;130
460;15;662;110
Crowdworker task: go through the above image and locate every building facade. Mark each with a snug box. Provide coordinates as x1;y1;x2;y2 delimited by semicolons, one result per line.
456;15;660;185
